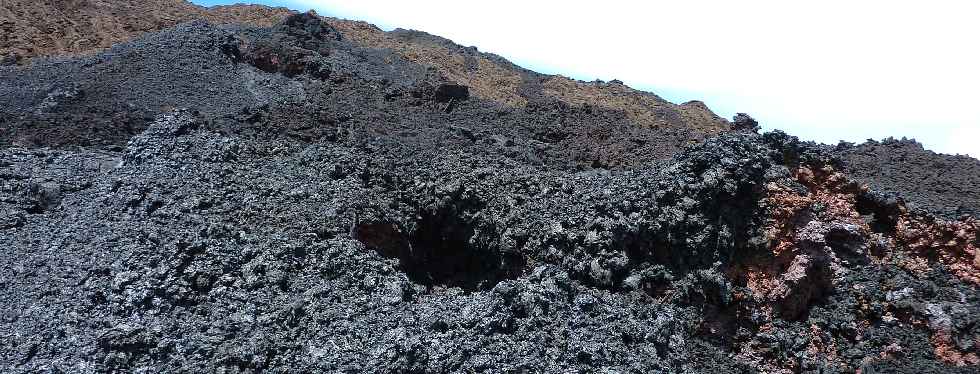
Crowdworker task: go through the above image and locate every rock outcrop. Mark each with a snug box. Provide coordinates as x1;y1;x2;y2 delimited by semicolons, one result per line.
1;2;978;373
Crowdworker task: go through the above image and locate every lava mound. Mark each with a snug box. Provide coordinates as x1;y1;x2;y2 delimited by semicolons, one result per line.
1;3;979;373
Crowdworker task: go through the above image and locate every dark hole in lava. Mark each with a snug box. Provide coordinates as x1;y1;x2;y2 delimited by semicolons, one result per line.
433;84;469;103
854;193;900;234
354;209;524;292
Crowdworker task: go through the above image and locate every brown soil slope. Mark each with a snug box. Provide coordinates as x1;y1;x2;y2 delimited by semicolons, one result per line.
0;0;292;64
1;1;730;150
329;21;730;143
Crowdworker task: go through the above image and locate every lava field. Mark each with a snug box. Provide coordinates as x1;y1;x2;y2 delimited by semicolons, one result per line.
1;2;979;373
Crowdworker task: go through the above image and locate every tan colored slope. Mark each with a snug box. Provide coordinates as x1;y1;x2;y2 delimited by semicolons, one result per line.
1;0;730;135
328;18;730;134
0;0;291;64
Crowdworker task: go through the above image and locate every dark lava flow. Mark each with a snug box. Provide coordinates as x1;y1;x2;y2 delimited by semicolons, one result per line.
1;11;979;374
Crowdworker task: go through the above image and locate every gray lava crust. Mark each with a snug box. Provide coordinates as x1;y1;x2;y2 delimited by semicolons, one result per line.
1;11;979;374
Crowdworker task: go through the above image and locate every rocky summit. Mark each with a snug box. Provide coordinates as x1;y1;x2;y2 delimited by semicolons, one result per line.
1;1;978;373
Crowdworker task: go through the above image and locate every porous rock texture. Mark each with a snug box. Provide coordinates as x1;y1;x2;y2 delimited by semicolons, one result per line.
1;3;979;374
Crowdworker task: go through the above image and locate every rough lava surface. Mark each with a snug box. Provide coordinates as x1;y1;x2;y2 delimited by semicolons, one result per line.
1;3;979;374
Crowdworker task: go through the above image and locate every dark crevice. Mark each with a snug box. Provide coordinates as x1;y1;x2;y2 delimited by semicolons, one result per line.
825;227;871;264
354;207;525;292
854;193;900;234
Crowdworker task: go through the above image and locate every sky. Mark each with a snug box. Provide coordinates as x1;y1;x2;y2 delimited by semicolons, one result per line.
194;1;980;158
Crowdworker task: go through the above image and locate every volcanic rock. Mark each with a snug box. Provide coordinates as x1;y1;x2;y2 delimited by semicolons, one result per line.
0;1;978;373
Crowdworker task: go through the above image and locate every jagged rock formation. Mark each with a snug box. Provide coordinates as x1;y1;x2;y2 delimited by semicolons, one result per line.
1;3;978;373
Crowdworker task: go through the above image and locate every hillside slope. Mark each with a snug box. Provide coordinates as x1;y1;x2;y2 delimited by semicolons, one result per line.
1;0;730;165
0;0;292;64
0;2;978;373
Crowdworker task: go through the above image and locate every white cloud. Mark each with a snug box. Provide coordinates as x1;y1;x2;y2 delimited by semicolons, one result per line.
295;0;979;157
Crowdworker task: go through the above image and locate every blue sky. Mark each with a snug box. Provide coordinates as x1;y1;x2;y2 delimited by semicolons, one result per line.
192;1;979;157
